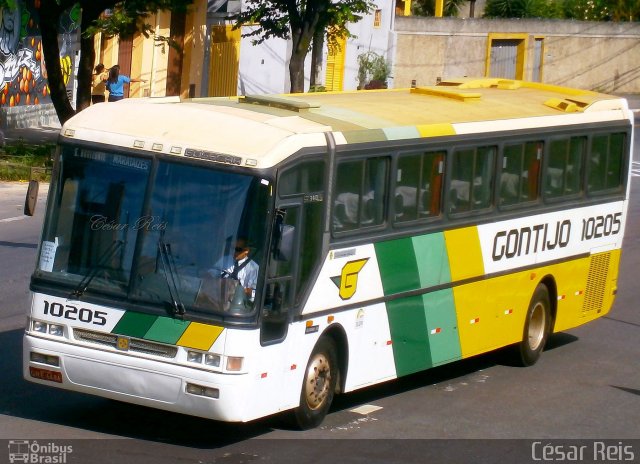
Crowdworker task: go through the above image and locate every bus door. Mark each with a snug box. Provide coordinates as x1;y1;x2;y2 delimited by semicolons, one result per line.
261;158;327;345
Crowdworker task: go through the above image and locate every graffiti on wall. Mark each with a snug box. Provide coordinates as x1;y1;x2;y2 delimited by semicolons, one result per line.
0;0;79;108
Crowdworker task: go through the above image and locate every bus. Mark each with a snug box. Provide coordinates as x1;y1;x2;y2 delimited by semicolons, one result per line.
23;78;633;429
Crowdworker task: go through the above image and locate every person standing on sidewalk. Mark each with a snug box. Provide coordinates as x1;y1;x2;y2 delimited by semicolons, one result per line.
91;64;108;104
106;65;147;102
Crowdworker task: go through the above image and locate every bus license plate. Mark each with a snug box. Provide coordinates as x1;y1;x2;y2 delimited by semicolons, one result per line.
30;366;63;383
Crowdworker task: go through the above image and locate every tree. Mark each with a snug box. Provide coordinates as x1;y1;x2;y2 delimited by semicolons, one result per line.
28;0;193;125
412;0;467;16
234;0;375;94
483;0;559;18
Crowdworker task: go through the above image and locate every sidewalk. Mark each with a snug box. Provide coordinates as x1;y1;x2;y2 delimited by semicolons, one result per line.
1;124;61;146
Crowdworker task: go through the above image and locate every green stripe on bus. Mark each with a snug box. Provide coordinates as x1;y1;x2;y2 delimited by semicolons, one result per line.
412;232;452;287
386;296;432;376
375;237;420;294
342;129;388;144
144;317;190;344
382;126;421;140
112;311;158;338
423;289;462;366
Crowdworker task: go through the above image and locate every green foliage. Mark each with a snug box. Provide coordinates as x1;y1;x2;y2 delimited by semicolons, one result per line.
412;0;467;16
85;0;192;45
233;0;375;92
562;0;611;19
484;0;558;18
234;0;375;46
483;0;638;19
357;51;390;89
308;85;327;92
0;142;54;181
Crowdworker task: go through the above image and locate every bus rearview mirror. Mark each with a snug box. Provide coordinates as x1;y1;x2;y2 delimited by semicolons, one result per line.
24;180;39;216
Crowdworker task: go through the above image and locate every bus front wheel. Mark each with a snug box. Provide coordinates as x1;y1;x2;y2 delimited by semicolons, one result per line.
293;336;338;430
516;284;552;367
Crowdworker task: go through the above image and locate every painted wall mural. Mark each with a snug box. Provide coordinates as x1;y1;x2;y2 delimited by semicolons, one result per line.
0;0;80;109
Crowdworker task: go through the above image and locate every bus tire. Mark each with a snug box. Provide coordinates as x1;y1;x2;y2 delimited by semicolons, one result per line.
516;284;552;367
293;336;338;430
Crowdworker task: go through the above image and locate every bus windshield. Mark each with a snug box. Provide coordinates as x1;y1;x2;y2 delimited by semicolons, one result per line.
35;146;270;319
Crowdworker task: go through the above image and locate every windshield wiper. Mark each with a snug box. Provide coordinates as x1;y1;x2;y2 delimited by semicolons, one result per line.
70;240;124;299
158;240;186;317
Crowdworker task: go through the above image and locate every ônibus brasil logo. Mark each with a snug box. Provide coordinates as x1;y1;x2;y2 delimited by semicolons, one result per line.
8;440;73;463
331;258;369;300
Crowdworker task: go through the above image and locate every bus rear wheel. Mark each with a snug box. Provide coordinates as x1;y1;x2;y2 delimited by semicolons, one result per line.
293;336;338;430
516;284;552;367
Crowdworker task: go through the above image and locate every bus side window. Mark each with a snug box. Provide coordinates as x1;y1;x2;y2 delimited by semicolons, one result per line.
589;133;625;193
545;137;585;198
333;157;388;232
395;151;444;223
500;141;542;206
449;146;495;213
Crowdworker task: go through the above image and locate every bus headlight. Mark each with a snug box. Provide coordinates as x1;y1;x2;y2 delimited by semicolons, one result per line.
33;320;47;333
205;354;220;367
187;351;203;364
48;324;64;337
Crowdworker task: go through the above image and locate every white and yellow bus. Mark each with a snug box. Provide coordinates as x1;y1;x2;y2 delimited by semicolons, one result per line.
23;79;633;428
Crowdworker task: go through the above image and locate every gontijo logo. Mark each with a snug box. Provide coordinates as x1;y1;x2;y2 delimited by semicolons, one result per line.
331;258;369;300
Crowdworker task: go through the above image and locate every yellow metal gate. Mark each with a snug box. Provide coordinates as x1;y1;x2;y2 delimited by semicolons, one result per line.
324;35;346;92
209;25;241;97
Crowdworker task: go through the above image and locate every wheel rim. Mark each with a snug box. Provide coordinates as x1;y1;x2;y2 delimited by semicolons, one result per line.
304;352;332;410
528;301;546;351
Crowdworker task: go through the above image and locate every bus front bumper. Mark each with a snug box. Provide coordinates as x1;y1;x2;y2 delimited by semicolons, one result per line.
23;333;251;422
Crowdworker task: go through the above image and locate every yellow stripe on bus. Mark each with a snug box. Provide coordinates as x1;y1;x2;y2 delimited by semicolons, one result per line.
444;226;484;281
177;322;224;350
416;123;456;137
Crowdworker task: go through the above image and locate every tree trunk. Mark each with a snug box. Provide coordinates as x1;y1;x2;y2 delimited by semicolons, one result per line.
39;1;75;124
289;49;307;94
75;5;104;112
309;29;324;89
288;21;315;93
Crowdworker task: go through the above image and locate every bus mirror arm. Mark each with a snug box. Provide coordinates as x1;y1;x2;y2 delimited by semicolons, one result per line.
24;180;39;216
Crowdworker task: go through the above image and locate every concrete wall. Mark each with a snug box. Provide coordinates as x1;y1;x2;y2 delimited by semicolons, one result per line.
341;0;395;90
393;17;640;93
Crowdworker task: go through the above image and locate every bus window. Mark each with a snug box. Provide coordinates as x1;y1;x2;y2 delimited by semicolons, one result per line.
449;146;496;213
279;159;325;197
263;207;298;342
278;160;326;306
395;151;444;223
500;141;542;206
588;133;625;193
545;136;585;198
333;157;388;232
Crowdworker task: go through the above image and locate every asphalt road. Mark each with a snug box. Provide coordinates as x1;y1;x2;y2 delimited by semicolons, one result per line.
0;128;639;464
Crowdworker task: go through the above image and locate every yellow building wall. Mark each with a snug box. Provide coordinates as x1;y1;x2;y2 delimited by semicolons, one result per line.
183;0;207;98
101;36;120;70
148;11;171;97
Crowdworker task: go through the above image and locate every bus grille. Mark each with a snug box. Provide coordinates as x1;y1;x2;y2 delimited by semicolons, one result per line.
73;328;178;358
582;252;610;314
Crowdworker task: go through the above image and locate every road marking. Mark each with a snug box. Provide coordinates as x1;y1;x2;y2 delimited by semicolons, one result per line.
0;215;27;223
350;404;383;415
632;161;640;178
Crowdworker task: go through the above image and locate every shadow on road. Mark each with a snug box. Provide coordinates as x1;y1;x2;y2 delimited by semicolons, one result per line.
2;328;578;447
0;241;38;249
